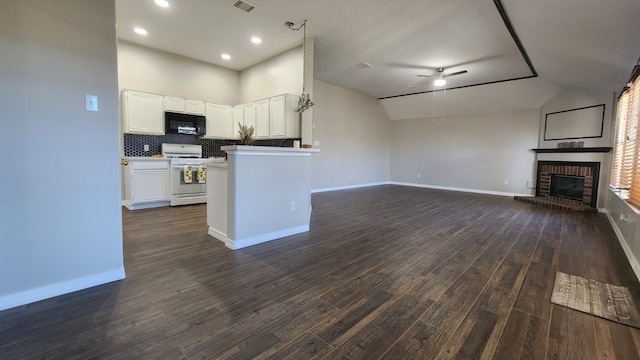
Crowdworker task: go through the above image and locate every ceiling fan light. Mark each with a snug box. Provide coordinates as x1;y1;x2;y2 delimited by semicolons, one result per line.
434;77;446;87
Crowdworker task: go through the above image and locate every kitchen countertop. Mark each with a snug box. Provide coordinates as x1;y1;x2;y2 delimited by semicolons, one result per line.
204;159;227;168
221;145;320;154
125;156;169;161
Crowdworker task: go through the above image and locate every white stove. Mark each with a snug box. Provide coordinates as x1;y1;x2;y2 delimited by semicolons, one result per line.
162;143;209;206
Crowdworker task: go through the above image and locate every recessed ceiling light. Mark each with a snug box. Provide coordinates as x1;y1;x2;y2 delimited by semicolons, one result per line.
134;27;148;36
221;53;231;60
155;0;169;7
251;36;262;44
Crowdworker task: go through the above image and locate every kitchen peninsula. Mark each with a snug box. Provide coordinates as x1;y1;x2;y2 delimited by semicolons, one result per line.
207;145;319;249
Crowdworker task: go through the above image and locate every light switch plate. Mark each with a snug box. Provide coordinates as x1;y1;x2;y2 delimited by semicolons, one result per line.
85;95;98;111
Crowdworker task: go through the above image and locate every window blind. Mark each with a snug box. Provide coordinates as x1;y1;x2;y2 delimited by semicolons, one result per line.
628;81;640;207
611;64;640;209
610;91;629;188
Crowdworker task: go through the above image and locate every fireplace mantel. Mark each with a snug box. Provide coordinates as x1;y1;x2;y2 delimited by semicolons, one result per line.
531;147;612;154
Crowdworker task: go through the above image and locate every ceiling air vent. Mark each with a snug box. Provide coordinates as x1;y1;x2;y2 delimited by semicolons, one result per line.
232;0;257;13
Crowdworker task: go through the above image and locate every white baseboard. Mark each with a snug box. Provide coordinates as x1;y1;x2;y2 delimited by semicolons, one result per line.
389;181;533;198
0;267;126;312
311;181;532;198
311;182;390;193
209;225;309;250
121;200;170;210
603;210;640;282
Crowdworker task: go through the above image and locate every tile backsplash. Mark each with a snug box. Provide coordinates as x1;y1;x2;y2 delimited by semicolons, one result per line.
124;134;299;158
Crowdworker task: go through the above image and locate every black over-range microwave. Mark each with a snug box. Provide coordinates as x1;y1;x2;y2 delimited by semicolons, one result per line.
165;112;206;136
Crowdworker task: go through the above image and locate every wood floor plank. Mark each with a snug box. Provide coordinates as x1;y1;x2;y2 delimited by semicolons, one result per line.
1;185;639;359
263;332;332;360
210;299;336;359
379;320;451;360
322;289;435;359
546;305;599;360
492;309;547;360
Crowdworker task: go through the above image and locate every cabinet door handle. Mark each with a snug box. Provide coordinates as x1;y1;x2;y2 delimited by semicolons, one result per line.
121;159;129;166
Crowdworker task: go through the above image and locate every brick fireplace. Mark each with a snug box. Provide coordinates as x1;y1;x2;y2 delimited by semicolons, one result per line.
535;161;600;209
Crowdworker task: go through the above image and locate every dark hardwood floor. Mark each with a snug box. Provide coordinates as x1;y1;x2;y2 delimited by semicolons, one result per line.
2;185;640;359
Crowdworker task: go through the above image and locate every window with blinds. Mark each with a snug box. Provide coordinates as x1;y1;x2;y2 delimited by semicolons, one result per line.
611;63;640;208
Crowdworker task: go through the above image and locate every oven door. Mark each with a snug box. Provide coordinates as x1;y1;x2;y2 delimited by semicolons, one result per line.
170;164;207;195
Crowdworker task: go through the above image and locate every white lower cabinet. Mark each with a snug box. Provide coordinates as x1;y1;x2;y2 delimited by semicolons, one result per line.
123;159;170;210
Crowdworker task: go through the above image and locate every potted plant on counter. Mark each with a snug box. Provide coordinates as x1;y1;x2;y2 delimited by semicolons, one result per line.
238;122;254;145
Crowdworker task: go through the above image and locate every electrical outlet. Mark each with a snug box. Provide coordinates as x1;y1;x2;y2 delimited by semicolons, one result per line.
290;201;295;211
144;144;149;152
504;180;509;185
417;174;421;178
314;140;320;146
349;174;353;179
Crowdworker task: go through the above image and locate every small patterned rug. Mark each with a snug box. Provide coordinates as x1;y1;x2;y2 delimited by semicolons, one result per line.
551;272;640;328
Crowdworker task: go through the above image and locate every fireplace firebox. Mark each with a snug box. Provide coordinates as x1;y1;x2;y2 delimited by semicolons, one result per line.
535;161;599;209
549;174;585;201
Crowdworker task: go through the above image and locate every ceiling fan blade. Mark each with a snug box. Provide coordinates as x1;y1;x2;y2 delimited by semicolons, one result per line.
442;70;468;78
417;74;437;78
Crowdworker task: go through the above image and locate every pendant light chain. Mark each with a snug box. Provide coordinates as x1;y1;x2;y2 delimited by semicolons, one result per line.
302;19;306;95
442;85;446;122
286;19;314;112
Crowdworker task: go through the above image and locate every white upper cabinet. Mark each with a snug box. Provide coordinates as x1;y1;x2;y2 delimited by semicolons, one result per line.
205;103;233;138
164;96;185;112
122;90;164;135
233;105;244;139
255;99;270;139
123;90;300;139
165;97;205;115
243;102;257;132
270;94;300;138
185;100;205;115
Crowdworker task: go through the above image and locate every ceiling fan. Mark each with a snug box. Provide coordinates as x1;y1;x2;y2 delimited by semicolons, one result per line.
418;67;468;86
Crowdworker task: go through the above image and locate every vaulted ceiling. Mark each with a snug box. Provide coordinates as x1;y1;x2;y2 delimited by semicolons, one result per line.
116;0;640;118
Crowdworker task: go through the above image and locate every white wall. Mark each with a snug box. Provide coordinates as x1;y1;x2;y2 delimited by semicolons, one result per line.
117;40;240;105
389;109;540;196
311;80;391;191
0;0;124;310
605;191;640;280
538;87;613;149
239;45;303;103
